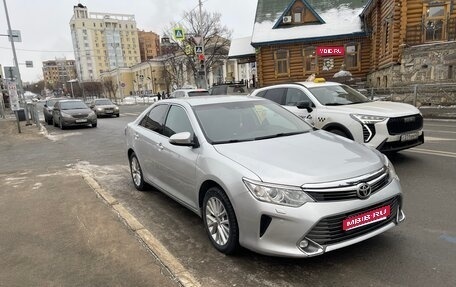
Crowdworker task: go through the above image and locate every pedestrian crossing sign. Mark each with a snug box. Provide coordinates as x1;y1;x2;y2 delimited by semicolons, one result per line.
195;46;203;54
173;28;185;41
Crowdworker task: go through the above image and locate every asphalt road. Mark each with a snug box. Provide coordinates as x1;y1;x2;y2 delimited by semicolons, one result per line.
40;105;456;287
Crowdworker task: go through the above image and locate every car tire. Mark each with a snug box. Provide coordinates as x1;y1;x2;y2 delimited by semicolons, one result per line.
92;123;97;128
129;153;147;191
202;187;239;255
116;114;120;117
328;129;348;138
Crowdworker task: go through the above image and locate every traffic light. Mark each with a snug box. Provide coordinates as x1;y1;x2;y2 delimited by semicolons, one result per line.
198;54;205;70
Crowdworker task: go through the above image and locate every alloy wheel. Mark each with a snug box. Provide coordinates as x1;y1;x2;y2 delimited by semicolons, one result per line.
130;156;142;187
205;197;230;246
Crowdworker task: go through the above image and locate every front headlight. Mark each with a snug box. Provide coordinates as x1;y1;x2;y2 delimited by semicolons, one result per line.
351;114;388;124
114;106;119;110
384;155;399;182
243;178;314;207
61;112;72;118
97;107;103;111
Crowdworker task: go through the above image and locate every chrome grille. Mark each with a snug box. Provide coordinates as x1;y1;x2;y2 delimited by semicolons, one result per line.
72;114;89;119
306;196;400;245
303;167;390;202
387;114;423;135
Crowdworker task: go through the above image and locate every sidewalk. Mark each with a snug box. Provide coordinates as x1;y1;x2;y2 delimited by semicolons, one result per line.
0;120;180;287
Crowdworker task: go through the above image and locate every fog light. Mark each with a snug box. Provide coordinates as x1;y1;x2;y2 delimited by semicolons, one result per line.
299;239;309;248
297;237;324;256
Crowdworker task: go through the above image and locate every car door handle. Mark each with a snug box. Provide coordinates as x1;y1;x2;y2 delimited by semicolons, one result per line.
156;143;164;150
134;133;140;140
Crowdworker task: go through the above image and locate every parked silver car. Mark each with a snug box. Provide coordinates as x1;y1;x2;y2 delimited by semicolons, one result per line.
125;96;405;257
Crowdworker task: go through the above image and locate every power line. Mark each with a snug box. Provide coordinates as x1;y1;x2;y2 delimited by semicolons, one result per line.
0;46;74;53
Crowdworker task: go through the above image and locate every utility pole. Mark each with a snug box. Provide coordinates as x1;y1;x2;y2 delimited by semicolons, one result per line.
198;0;207;89
2;0;31;125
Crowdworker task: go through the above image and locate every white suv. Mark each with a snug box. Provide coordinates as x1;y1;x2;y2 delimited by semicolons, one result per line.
250;80;424;152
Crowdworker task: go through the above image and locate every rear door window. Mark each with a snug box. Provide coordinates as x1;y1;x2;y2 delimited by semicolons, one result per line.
139;104;169;134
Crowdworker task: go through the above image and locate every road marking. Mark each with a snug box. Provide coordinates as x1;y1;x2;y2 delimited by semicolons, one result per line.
121;113;140;116
424;129;456;134
424;136;456;141
406;148;456;158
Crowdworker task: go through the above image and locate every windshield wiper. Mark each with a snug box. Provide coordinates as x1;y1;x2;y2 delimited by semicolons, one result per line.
212;139;253;144
325;103;345;106
254;131;304;140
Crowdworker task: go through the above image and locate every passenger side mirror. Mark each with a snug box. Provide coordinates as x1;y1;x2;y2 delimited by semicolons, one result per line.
44;104;48;108
297;101;313;113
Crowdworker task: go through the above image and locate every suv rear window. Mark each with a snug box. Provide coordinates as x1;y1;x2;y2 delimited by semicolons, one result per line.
188;91;210;97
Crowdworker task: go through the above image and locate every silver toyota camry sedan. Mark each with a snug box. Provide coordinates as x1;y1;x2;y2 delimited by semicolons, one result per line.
125;96;405;257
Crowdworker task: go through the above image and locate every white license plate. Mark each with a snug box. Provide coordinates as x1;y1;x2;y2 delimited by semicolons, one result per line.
106;110;113;113
400;132;420;142
75;119;87;123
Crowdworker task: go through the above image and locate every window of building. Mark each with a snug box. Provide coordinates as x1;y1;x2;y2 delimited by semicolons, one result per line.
345;43;360;70
424;4;446;42
382;21;391;55
303;46;318;73
293;7;303;23
274;49;289;76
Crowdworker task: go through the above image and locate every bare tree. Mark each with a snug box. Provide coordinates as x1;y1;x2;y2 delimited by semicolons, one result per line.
163;9;231;88
102;78;118;102
83;81;103;99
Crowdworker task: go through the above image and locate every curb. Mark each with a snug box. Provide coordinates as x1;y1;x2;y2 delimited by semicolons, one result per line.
81;174;201;287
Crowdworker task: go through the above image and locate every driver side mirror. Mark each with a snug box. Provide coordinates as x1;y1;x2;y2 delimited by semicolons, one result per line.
297;101;313;113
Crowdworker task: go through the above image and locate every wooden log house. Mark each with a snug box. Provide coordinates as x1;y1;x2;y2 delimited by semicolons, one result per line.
250;0;456;88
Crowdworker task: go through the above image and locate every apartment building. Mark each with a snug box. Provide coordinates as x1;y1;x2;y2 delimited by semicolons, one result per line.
138;30;160;62
42;58;77;90
69;3;141;81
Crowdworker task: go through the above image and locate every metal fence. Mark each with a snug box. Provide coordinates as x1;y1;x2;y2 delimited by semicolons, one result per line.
363;83;456;107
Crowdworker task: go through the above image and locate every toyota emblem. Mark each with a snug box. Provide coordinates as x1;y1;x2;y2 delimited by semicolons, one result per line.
356;182;372;199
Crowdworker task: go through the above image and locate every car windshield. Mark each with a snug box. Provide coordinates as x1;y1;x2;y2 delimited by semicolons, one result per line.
47;99;59;106
308;84;370;106
188;91;210;97
193;100;312;144
95;99;113;105
61;101;88;110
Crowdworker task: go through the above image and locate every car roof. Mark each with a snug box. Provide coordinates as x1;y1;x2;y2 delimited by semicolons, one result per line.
295;81;342;89
59;99;84;103
173;89;208;92
160;95;264;107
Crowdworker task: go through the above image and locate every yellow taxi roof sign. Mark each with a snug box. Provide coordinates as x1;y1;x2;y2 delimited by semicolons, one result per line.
313;78;326;83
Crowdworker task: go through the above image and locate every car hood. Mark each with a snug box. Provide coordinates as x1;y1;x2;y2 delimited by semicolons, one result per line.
62;108;92;115
213;130;384;186
327;101;420;117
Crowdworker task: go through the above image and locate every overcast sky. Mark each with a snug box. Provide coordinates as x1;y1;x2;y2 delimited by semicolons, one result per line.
0;0;257;82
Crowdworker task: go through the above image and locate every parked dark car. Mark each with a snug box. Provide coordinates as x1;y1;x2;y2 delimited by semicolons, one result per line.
210;82;252;95
89;98;120;117
52;99;97;129
43;98;62;125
